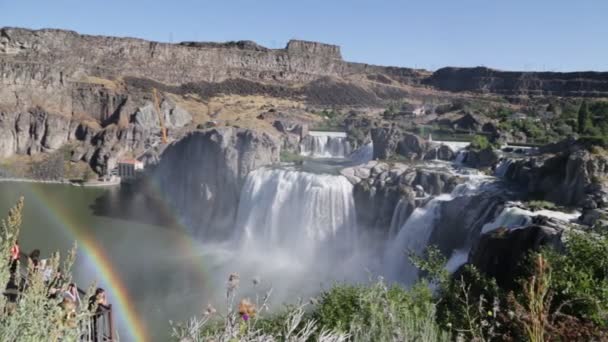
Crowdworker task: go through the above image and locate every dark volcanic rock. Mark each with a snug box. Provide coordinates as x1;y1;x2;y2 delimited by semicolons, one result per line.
463;147;499;169
502;148;608;208
425;66;608;97
470;223;563;288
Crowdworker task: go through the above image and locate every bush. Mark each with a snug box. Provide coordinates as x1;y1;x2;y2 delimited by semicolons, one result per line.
0;199;94;341
542;231;608;326
470;135;492;150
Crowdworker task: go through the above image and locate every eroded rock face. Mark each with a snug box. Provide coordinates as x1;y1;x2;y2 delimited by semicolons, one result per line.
346;161;460;233
470;221;564;288
463;147;499;169
424;144;455;161
153;127;280;238
502;148;608;208
0;109;74;158
425;66;608;97
371;127;429;160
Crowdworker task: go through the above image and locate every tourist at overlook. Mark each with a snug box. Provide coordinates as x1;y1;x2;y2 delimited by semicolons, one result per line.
88;288;108;342
63;283;81;307
9;240;19;274
28;249;41;270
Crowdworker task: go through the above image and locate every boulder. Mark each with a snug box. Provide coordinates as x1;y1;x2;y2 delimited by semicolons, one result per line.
463;147;498;169
470;224;563;288
370;127;429;160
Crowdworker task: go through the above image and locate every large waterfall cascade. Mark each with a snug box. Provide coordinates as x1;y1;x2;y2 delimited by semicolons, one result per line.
300;131;352;158
235;167;358;254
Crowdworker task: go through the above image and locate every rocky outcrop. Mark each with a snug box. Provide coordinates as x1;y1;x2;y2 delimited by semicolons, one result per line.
344;161;460;232
425;66;608;97
152;127;279;238
470;218;565;288
424;144;456;161
0;27;424;87
370;127;429;160
0;108;76;157
428;192;506;256
462;147;499;169
502;148;608;208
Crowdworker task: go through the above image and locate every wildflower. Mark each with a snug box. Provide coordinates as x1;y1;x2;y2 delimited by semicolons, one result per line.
238;298;256;321
446;322;452;328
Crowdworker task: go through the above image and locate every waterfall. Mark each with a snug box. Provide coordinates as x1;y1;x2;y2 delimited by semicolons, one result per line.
455;150;468;164
300;131;352;158
384;175;491;283
481;204;580;234
235;167;358;256
494;159;513;177
388;198;413;237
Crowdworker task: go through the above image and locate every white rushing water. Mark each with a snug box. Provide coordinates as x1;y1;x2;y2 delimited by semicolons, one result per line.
481;204;580;234
235;167;358;256
494;159;514;177
300;131;352;158
384;174;491;283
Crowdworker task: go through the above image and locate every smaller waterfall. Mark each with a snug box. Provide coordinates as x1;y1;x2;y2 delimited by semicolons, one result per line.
300;131;352;158
455;150;468;164
494;159;513;177
388;198;414;238
481;204;580;234
384;174;492;283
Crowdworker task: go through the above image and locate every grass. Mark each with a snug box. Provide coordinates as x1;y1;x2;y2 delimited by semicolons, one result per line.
280;150;306;163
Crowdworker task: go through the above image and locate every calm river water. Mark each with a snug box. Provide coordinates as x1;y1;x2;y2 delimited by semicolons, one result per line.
0;181;213;341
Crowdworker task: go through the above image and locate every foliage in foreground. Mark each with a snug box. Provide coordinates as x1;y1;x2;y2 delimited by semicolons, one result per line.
0;198;95;341
171;275;449;342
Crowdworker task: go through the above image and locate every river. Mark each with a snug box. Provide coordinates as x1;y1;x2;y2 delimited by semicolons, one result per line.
0;181;211;341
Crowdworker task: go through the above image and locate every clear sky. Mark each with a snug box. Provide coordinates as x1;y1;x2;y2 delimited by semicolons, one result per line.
1;0;606;72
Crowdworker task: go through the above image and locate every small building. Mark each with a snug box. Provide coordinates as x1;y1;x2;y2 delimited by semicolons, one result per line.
117;158;144;181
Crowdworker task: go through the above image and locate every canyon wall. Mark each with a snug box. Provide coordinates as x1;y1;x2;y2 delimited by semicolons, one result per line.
426;66;608;97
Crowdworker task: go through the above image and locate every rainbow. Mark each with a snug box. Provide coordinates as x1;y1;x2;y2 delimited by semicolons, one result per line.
24;185;151;342
0;176;212;342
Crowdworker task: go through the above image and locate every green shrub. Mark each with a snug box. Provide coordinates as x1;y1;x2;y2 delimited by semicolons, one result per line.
527;200;557;211
470;135;491;150
542;231;608;326
280;150;306;163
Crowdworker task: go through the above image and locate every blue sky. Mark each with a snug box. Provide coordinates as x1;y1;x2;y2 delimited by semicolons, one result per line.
1;0;606;71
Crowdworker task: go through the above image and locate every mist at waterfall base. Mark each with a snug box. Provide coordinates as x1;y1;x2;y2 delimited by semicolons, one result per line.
1;138;575;340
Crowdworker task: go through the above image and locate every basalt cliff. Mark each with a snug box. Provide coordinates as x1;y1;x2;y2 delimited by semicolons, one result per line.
1;27;608;177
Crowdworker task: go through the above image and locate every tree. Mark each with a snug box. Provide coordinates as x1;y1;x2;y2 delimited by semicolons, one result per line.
578;101;593;135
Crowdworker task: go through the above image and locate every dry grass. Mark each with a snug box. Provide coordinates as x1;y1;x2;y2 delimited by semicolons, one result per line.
77;76;124;92
172;93;321;135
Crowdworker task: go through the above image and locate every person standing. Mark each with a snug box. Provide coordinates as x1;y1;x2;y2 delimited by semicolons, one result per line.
9;240;19;274
88;288;107;342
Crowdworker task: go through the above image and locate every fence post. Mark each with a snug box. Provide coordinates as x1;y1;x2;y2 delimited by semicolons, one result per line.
108;304;114;341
